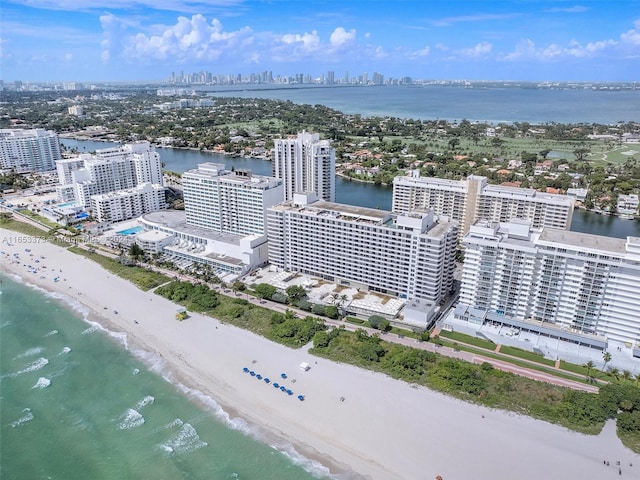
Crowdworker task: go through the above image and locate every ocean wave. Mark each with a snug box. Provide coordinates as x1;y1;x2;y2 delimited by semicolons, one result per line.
132;368;140;375
117;408;145;430
81;324;100;335
127;344;338;478
9;408;34;428
135;395;155;410
59;346;71;355
8;357;49;377
156;418;184;432
32;377;51;389
160;423;207;455
44;329;59;337
14;346;45;359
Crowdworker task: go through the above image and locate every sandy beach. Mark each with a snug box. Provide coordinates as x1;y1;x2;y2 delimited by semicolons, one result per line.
2;227;639;480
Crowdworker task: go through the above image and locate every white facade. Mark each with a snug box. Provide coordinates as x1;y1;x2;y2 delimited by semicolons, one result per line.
272;132;335;202
56;141;164;208
393;173;574;237
267;193;458;303
139;210;269;279
0;128;62;173
459;221;640;346
182;163;283;236
56;157;85;185
617;194;639;218
90;183;166;223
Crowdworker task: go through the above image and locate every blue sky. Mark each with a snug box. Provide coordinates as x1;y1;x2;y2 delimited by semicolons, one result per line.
1;0;639;83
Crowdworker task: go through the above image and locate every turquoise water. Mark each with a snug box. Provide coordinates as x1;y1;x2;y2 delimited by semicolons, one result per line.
0;275;330;480
117;226;144;236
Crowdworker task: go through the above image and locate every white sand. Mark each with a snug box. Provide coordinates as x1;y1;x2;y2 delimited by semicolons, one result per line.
2;228;639;480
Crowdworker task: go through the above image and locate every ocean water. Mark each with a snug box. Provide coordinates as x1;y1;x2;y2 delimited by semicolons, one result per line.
0;275;330;480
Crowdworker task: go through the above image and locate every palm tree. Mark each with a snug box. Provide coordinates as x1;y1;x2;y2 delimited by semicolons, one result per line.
602;351;612;371
584;360;596;381
622;370;632;383
609;367;620;381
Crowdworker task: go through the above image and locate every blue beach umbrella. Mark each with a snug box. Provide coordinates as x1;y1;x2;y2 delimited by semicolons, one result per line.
250;371;255;376
297;395;305;401
280;373;287;379
264;378;270;383
273;383;279;388
243;367;249;372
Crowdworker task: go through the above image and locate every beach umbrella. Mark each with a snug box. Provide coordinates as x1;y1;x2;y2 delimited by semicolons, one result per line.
297;395;305;401
243;367;249;372
280;373;287;379
287;390;293;395
256;374;262;380
264;377;270;383
250;371;255;376
273;383;279;388
280;386;286;392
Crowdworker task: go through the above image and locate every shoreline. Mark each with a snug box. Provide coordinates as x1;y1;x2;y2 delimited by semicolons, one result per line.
2;228;639;480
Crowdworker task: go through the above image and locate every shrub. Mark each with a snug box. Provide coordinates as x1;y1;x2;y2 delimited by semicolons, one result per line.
368;315;390;331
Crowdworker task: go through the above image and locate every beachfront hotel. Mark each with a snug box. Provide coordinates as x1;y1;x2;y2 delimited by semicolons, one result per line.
392;172;575;237
182;163;283;235
272;132;336;202
267;192;459;307
138;163;284;280
0;128;62;173
456;220;640;351
54;141;164;208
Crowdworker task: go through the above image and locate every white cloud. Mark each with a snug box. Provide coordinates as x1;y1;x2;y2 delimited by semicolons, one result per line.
500;37;617;61
281;31;321;51
545;5;589;13
458;42;492;58
329;27;356;47
621;19;640;45
112;14;254;63
410;45;430;58
9;0;244;13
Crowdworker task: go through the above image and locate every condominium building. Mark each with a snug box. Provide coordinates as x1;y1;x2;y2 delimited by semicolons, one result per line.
267;192;459;304
457;220;640;348
90;183;166;223
392;172;574;237
272;132;335;202
182;163;283;235
0;128;62;173
55;141;163;207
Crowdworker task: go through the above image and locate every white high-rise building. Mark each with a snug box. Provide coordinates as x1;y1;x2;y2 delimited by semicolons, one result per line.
182;163;283;235
393;173;574;237
458;220;640;348
267;193;458;303
140;164;283;279
0;128;62;172
272;132;335;202
55;141;163;208
91;183;166;223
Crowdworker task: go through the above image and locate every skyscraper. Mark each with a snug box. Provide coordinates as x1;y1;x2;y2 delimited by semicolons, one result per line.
0;128;62;173
272;132;335;202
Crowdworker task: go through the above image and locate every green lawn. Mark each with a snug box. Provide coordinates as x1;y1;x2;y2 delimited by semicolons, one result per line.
67;246;171;291
499;345;557;367
438;329;496;350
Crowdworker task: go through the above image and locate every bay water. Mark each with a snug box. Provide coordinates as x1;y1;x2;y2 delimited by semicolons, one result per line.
61;138;639;239
0;274;329;480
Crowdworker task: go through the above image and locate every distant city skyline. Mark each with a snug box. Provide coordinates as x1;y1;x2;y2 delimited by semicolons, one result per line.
1;1;640;83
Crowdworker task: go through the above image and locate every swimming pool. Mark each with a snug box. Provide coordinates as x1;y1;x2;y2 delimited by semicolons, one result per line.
116;226;143;236
57;202;78;208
